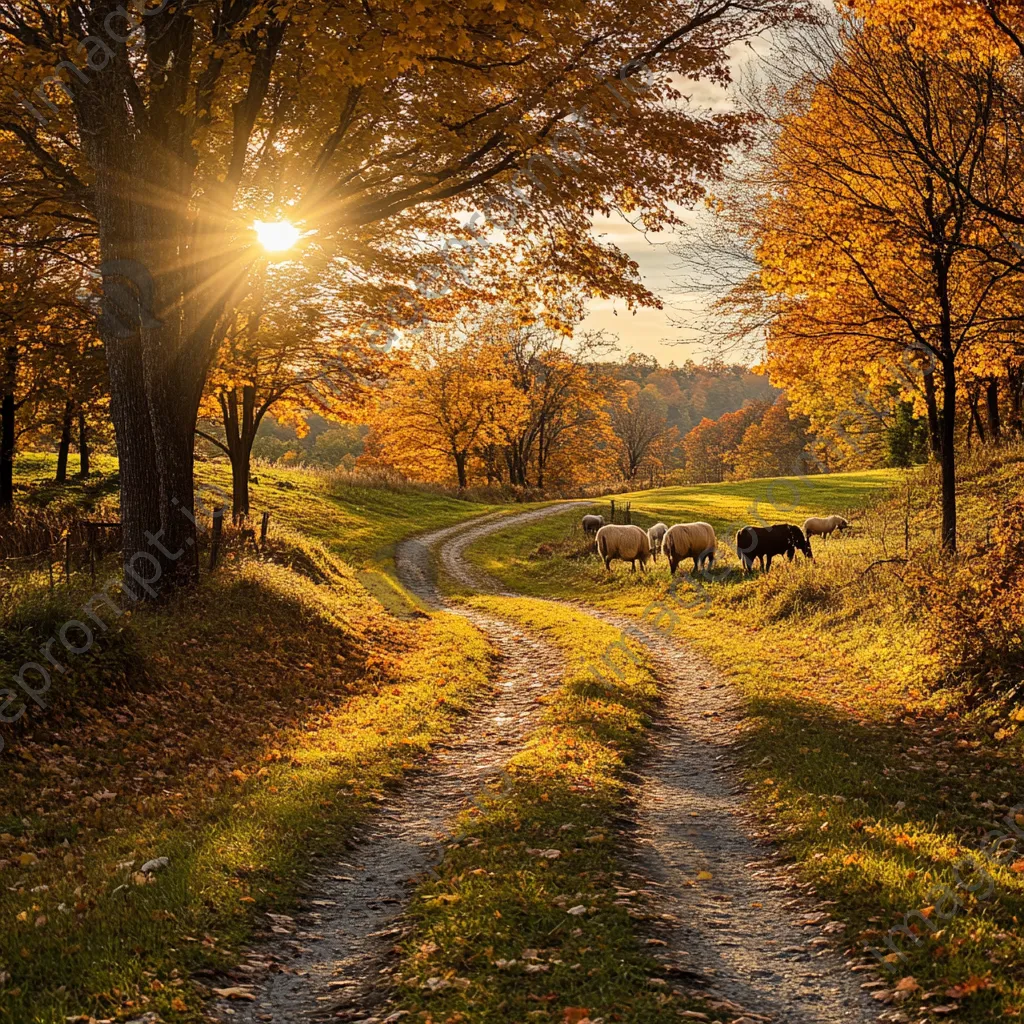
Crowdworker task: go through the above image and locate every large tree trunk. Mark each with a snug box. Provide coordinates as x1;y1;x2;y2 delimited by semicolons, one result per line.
55;398;74;483
77;409;90;477
83;85;242;595
922;368;942;458
454;450;468;489
985;378;1001;443
940;356;957;552
94;218;236;592
144;356;205;584
102;316;165;586
0;347;14;510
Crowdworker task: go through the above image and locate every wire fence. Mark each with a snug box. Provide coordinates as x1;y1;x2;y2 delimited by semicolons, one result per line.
0;509;273;590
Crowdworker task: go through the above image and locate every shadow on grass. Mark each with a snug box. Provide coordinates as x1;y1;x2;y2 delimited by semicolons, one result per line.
736;695;1024;1017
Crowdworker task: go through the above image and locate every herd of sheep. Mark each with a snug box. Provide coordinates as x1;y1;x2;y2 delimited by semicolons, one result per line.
581;513;850;575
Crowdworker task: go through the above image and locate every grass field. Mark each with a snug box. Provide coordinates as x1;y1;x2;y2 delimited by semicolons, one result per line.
462;462;1024;1021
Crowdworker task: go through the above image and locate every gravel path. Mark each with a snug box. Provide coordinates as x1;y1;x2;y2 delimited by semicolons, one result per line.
593;610;879;1024
393;503;578;607
424;507;879;1024
214;505;879;1024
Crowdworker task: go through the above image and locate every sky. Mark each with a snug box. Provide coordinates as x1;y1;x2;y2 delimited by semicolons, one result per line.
578;36;775;367
578;211;702;366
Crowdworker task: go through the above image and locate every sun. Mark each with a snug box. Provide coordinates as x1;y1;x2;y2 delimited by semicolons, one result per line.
254;219;301;253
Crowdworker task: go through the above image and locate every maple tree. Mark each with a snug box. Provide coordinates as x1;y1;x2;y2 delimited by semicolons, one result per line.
197;256;389;518
367;324;525;489
483;312;614;489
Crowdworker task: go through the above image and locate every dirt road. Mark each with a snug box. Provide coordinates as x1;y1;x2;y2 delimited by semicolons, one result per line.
216;506;878;1024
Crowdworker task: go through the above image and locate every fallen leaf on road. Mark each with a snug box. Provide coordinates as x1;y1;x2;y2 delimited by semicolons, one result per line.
213;988;255;1001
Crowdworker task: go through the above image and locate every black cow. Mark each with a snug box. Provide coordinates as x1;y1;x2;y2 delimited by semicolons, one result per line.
736;524;813;573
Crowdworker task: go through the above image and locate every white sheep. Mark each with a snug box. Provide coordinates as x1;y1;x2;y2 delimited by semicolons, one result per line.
596;524;651;572
582;514;605;537
662;522;717;575
803;515;850;541
647;522;668;561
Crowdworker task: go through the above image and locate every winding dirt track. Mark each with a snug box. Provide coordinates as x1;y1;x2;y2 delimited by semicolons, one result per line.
216;506;880;1024
404;506;879;1024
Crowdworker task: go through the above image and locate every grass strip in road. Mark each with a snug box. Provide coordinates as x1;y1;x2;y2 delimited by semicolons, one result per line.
393;596;724;1024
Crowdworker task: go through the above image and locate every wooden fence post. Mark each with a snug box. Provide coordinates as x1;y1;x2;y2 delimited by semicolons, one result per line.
610;499;616;524
87;523;98;582
210;507;224;570
260;511;270;546
625;502;632;525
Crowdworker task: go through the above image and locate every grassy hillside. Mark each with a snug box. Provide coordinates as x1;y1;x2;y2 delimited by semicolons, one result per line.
463;458;1024;1021
9;452;501;570
0;456;505;1024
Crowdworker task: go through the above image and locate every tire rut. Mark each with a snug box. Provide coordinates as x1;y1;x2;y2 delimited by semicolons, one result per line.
213;523;566;1024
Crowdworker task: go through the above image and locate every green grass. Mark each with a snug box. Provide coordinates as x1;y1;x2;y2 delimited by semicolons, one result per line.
394;596;722;1024
461;462;1024;1021
10;451;506;571
1;467;504;1024
612;469;901;531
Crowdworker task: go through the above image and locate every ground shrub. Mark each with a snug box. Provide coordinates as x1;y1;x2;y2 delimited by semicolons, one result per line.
908;499;1024;706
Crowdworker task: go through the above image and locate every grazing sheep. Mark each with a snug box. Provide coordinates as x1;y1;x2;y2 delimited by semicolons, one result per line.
803;515;850;540
737;524;813;572
582;514;605;537
596;524;651;572
647;522;668;561
662;522;717;575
